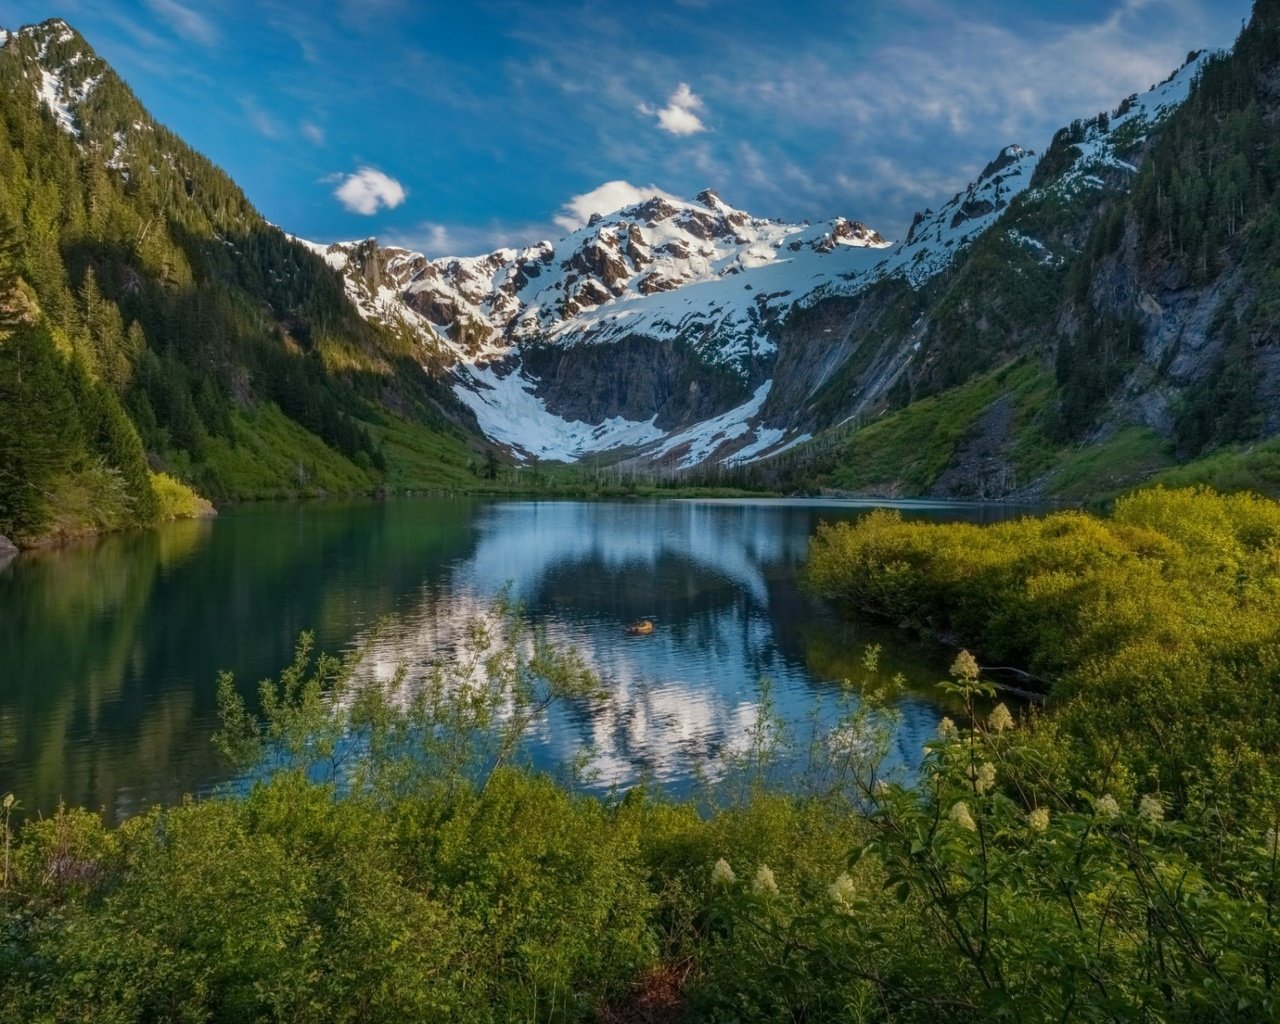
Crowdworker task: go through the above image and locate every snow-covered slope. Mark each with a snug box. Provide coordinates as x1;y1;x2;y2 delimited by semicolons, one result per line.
1;18;166;177
306;161;1037;466
302;190;890;373
1031;49;1214;198
305;53;1212;469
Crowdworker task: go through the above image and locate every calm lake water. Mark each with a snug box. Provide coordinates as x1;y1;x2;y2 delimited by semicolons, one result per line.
0;497;1035;820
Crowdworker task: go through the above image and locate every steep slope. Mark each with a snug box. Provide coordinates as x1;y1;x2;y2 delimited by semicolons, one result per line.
752;42;1252;499
0;19;480;540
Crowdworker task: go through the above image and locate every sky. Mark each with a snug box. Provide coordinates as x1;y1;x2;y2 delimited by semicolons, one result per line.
0;0;1255;255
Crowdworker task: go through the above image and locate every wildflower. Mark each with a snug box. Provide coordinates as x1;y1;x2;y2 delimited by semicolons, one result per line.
949;801;977;831
938;716;959;741
1094;794;1120;819
972;762;997;795
1137;795;1164;824
988;703;1014;733
829;872;857;913
951;650;980;682
753;864;778;896
1028;807;1050;832
711;858;736;886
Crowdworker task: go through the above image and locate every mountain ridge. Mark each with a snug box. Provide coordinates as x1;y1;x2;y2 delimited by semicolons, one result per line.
0;17;490;544
306;48;1209;470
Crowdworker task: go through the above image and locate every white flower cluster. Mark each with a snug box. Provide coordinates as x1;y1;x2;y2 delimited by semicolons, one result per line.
949;801;977;832
829;872;857;914
988;703;1014;733
972;762;997;795
753;864;778;896
711;858;736;886
951;651;980;682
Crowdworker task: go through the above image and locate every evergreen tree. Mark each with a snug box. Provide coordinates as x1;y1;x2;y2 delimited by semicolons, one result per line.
0;321;83;537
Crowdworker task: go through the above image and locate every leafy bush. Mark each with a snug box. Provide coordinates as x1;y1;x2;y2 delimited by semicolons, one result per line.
804;487;1280;815
150;470;214;520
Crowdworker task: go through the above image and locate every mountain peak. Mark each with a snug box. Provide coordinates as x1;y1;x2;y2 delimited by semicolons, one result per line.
977;144;1030;184
695;187;723;208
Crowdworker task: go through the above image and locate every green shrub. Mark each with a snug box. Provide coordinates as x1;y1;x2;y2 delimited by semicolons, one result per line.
150;470;214;520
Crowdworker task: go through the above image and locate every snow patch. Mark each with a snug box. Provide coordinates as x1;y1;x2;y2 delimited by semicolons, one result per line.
37;68;78;136
653;382;772;468
453;364;665;462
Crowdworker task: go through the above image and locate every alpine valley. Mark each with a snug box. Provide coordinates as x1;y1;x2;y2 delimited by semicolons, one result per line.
4;4;1280;544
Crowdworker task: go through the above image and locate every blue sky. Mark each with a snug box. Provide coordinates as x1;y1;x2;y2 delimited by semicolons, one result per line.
0;0;1254;254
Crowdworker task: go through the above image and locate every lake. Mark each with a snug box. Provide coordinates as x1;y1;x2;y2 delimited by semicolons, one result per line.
0;497;1035;820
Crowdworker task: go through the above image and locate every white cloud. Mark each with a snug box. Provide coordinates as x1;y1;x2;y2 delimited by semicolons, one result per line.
333;167;407;215
143;0;218;46
640;82;708;136
239;97;281;139
553;180;683;233
300;120;325;145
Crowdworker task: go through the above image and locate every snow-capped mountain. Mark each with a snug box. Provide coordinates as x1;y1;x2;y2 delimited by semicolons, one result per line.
309;48;1202;470
301;152;1045;466
299;190;890;371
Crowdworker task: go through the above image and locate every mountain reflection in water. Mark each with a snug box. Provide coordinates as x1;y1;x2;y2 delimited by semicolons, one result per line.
0;497;1035;819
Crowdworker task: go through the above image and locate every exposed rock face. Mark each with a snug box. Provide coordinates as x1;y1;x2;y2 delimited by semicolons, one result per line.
950;199;996;229
808;217;889;253
761;278;922;430
978;145;1028;182
905;208;933;245
521;336;762;431
929;394;1016;499
352;238;385;290
637;273;678;295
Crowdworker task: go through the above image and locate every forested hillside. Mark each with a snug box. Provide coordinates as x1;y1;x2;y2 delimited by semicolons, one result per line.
762;0;1280;499
0;20;480;545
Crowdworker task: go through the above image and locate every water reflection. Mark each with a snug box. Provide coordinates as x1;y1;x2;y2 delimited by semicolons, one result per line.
356;499;1031;794
0;497;1038;819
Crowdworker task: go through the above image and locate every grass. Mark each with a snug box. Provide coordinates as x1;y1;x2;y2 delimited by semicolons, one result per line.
368;414;485;492
1040;426;1175;499
193;403;377;502
827;359;1055;494
1141;435;1280;497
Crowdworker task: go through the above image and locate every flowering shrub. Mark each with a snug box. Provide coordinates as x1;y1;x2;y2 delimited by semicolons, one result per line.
698;651;1280;1021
